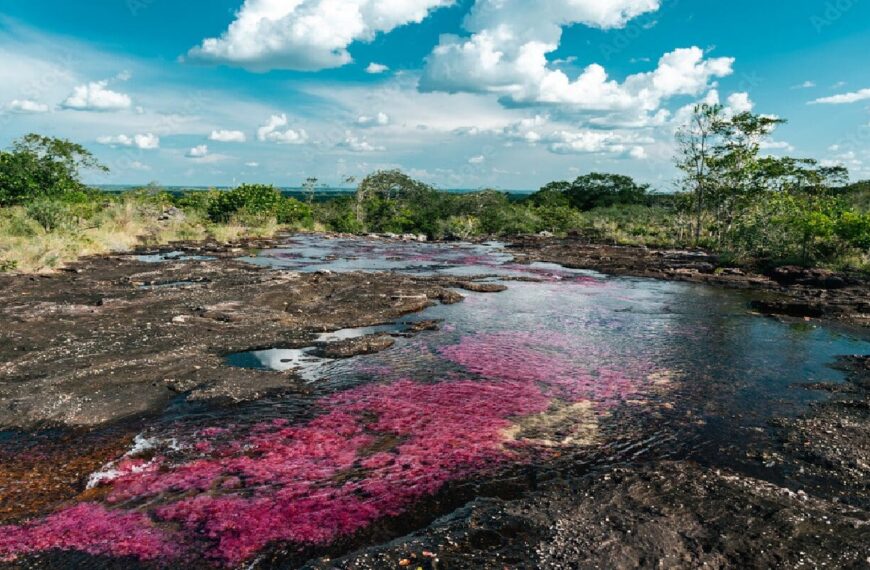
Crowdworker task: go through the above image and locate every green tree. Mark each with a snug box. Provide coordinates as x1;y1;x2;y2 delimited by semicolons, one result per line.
675;103;724;244
564;173;649;211
0;134;108;206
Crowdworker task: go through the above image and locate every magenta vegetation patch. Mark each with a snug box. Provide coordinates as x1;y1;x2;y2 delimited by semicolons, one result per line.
0;332;655;567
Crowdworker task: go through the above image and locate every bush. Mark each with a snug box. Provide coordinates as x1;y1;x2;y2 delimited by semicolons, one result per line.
276;197;312;225
436;215;481;240
207;184;283;222
26;199;73;231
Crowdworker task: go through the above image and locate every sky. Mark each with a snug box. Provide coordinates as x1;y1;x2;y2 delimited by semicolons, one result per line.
0;0;868;191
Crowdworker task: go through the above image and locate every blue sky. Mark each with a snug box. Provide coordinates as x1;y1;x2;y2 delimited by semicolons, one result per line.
1;0;868;190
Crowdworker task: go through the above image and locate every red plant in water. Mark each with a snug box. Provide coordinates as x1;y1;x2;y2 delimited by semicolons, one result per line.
0;331;652;567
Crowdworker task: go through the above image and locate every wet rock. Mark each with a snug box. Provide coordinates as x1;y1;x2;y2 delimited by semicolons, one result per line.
510;236;870;327
405;320;443;333
749;299;825;318
313;334;396;359
0;242;471;429
768;266;850;289
453;282;508;293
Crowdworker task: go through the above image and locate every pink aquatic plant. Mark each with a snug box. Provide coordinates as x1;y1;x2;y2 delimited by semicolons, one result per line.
0;331;655;567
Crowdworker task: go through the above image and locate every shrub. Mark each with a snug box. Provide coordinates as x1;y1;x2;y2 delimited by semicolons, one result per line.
207;184;283;222
26;199;72;231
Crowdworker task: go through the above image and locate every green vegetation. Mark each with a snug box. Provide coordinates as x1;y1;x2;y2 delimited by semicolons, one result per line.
1;120;868;274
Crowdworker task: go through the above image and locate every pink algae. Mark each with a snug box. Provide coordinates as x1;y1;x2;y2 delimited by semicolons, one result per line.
0;332;651;566
0;503;179;562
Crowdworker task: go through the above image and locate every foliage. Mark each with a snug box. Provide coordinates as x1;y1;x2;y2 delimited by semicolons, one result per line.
206;184;283;222
0;134;108;206
527;173;649;211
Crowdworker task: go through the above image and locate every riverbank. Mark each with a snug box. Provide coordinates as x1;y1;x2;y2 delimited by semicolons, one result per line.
509;235;870;327
0;237;517;430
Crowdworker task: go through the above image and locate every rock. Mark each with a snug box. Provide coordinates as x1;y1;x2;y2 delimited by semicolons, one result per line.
455;281;508;293
157;206;185;222
313;334;395;359
749;299;824;318
406;319;443;333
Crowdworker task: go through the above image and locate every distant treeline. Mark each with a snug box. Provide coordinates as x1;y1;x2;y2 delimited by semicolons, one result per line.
2;114;869;273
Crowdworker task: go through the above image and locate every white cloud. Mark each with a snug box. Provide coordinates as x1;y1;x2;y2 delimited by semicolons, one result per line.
187;0;452;71
468;155;485;164
62;80;132;111
811;88;870;105
96;133;160;149
128;161;150;171
791;80;816;89
257;113;309;144
245;161;260;168
366;62;390;74
419;1;730;120
760;140;795;152
339;132;385;152
544;129;649;156
7;99;50;113
357;112;390;127
726;92;754;114
186;144;209;158
209;129;247;143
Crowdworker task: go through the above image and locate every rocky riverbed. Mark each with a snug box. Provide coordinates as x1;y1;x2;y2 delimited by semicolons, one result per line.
0;234;868;569
0;240;508;430
509;236;870;327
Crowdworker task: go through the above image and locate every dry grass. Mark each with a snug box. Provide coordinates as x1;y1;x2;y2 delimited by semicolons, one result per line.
0;201;283;274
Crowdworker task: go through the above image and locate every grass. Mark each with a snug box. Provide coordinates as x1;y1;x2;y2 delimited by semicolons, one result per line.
0;198;285;274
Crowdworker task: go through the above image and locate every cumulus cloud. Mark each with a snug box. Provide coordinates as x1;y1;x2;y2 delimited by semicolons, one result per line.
7;99;50;113
186;144;209;158
209;129;247;143
62;80;131;111
366;62;390;74
257;114;309;144
420;0;731;120
544;129;649;156
811;88;870;105
339;132;385;152
96;133;160;149
357;112;390;127
726;92;754;114
187;0;452;71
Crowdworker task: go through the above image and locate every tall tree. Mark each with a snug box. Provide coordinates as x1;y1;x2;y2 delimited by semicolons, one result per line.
675;103;723;244
0;133;108;206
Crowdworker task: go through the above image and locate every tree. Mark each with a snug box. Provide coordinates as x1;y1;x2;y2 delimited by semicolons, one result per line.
526;174;648;211
302;177;320;206
675;103;723;244
0;133;108;206
354;170;436;227
564;173;649;211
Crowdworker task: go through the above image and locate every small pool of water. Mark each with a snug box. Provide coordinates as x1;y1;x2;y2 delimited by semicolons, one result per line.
224;323;423;380
136;251;216;263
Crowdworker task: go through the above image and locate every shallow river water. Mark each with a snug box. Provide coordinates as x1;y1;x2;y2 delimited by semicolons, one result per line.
1;235;868;568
